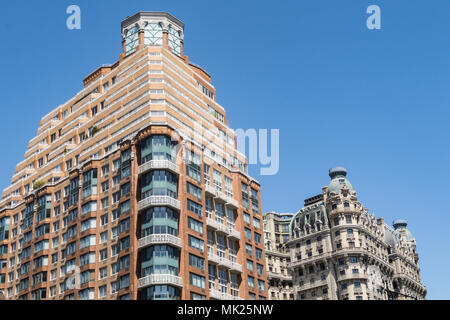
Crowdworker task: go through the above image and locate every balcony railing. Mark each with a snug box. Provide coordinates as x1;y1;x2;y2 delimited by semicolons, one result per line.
138;196;180;211
138;274;183;289
207;252;242;272
139;160;179;176
138;234;182;249
206;217;240;240
209;288;243;300
205;184;216;196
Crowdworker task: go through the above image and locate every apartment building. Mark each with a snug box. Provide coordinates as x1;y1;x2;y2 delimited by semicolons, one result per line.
0;12;267;300
287;167;427;300
263;212;294;300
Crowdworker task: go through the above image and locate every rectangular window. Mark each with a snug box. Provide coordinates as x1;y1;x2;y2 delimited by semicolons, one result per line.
187;199;202;216
189;254;205;271
244;228;252;240
188;217;203;235
187;182;202;200
190;273;206;289
188;235;204;252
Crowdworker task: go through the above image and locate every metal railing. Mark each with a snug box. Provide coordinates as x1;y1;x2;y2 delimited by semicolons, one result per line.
138;196;181;211
138;274;183;289
138;234;182;249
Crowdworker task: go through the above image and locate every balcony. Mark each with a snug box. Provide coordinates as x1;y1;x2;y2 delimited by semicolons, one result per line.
138;234;182;249
205;184;216;196
267;271;292;281
209;288;243;300
138;274;183;289
207;252;242;272
138;196;180;211
206;217;240;239
139;160;179;176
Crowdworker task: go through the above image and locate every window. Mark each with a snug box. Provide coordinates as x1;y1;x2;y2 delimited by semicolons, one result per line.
101;231;108;244
255;248;263;260
338;258;345;265
256;263;264;276
81;218;96;232
248;276;255;289
101;214;108;226
246;260;254;272
244;213;251;224
350;256;358;263
101;197;109;209
189;254;204;271
347;229;353;235
168;26;181;55
187;199;202;216
187;182;202;200
245;244;253;256
254;232;261;244
99;285;107;298
345;215;352;223
258;280;265;291
244;228;252;240
80;235;96;249
334;217;339;226
188;217;203;235
190;273;206;289
100;249;107;261
125;26;139;55
188;235;204;252
121;182;130;197
66;159;72;170
253;218;261;229
102;181;109;193
82;201;97;216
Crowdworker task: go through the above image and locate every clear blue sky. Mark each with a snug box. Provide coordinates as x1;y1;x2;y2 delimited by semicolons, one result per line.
0;0;449;299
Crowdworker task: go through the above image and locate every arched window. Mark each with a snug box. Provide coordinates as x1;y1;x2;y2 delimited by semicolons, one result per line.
125;26;139;55
145;23;163;46
168;26;181;55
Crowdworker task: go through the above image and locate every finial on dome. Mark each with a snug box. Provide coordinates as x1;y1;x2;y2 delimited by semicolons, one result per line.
393;219;408;229
329;167;347;179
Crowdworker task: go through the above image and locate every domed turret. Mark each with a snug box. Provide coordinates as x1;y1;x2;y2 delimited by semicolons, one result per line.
393;219;414;241
327;166;354;195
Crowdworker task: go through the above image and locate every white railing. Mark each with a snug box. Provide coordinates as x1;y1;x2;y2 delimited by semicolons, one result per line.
205;184;216;196
139;160;179;175
138;234;182;249
206;217;240;240
209;288;243;300
138;196;180;211
207;252;242;273
138;274;183;289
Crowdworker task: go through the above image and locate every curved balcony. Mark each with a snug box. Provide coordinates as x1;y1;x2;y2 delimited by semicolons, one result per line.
209;288;243;300
138;234;182;249
138;274;183;289
138;196;180;211
139;160;179;176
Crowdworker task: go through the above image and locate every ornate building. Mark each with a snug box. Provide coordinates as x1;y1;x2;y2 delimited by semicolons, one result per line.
0;12;268;300
263;212;294;300
287;167;426;300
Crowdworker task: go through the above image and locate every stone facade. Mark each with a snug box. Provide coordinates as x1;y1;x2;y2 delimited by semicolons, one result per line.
263;212;294;300
287;167;426;300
